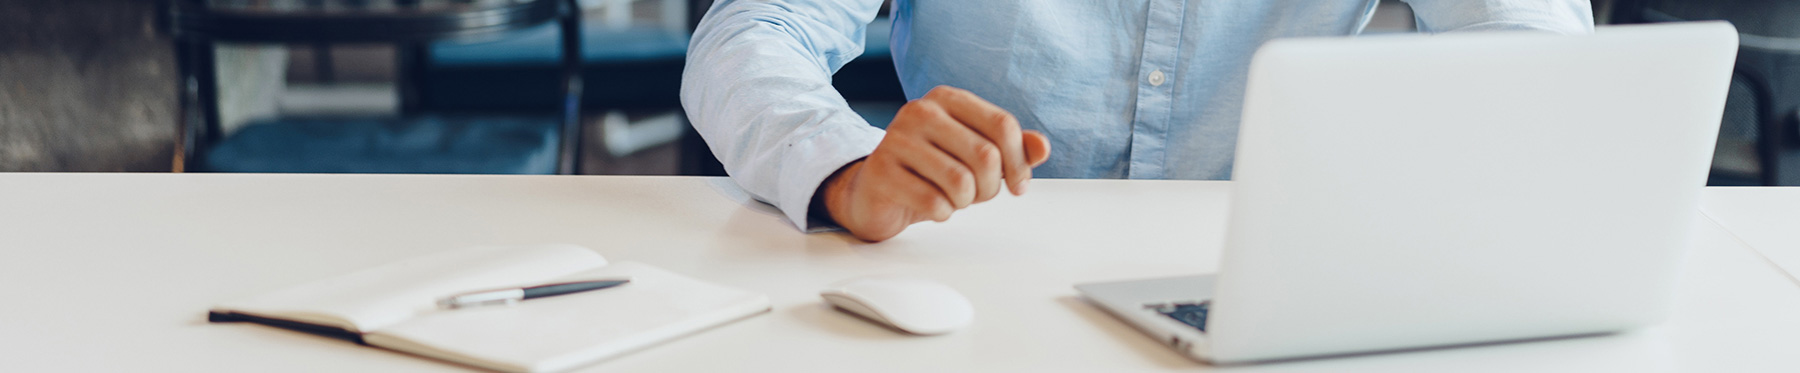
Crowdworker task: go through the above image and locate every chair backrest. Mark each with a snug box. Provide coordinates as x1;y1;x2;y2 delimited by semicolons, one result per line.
1713;71;1769;185
1613;0;1800;185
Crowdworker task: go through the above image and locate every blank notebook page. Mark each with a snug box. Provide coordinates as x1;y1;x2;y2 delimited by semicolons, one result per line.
365;261;772;373
217;245;607;332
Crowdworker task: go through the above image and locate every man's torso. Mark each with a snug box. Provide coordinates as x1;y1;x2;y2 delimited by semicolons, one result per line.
889;0;1384;179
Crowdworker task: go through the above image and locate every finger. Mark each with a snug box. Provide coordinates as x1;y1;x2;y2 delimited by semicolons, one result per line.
890;135;978;209
853;157;938;238
1022;130;1052;167
895;168;955;223
969;142;1005;203
911;107;1004;203
925;86;1030;196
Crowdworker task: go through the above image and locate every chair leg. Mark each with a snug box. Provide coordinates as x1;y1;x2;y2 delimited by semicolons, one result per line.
196;39;223;162
397;43;430;116
174;38;194;172
394;0;426;116
175;36;221;172
314;43;336;84
558;0;586;175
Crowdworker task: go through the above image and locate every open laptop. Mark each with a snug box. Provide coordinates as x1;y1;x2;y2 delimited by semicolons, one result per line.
1076;22;1739;364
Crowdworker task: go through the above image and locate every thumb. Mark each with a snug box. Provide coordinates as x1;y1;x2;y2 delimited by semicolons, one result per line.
1021;130;1051;167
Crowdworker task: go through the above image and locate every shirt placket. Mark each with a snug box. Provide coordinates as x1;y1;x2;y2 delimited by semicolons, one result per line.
1126;0;1186;179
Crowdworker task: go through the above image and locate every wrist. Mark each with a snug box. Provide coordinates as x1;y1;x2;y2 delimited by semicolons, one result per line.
811;159;865;227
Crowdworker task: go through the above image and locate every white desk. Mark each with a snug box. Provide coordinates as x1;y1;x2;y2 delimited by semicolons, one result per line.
2;174;1797;372
1702;187;1800;285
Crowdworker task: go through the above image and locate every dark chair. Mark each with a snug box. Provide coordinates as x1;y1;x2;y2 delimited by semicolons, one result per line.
421;19;690;112
418;0;907;176
1611;0;1800;185
168;0;585;174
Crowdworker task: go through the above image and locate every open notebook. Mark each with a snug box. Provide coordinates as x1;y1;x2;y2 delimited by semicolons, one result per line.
209;245;770;373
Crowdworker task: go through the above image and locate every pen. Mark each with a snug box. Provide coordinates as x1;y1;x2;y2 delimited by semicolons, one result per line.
436;277;632;309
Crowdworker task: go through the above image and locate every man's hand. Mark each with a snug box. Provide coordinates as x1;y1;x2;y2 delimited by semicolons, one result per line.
819;86;1052;242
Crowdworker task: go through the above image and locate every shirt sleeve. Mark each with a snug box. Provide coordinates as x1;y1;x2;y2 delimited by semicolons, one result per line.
1401;0;1596;34
680;0;890;231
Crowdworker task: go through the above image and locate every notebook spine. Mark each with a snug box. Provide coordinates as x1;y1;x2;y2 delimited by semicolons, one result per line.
208;311;367;345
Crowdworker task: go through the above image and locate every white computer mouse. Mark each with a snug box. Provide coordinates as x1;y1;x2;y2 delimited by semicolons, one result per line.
819;275;974;335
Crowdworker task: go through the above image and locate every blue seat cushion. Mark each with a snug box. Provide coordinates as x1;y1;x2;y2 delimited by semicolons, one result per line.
429;18;892;66
201;116;562;174
417;19;904;112
423;25;691;111
432;25;689;66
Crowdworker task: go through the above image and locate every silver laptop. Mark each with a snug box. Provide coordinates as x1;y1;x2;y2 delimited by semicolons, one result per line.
1076;22;1739;364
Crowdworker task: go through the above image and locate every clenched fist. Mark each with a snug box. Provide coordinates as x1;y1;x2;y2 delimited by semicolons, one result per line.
817;86;1052;241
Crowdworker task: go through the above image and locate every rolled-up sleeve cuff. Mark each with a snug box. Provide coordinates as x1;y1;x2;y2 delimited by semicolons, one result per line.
776;123;884;232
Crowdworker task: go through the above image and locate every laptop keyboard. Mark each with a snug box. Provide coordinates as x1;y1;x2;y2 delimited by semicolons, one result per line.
1147;301;1210;332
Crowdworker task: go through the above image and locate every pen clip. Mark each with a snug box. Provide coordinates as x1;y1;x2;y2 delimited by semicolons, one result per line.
436;288;527;310
437;296;518;310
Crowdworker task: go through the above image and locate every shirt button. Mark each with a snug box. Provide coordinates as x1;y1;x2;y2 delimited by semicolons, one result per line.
1148;69;1166;86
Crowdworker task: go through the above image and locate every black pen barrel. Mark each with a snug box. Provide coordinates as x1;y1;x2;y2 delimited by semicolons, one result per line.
521;280;630;299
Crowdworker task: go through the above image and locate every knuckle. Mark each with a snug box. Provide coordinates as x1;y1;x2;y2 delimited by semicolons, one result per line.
929;85;968;100
926;86;949;99
914;100;946;116
947;168;973;192
946;87;969;100
992;112;1017;129
978;143;1001;163
894;103;926;123
998;115;1020;135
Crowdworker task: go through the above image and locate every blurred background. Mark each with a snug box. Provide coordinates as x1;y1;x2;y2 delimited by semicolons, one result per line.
2;0;1797;185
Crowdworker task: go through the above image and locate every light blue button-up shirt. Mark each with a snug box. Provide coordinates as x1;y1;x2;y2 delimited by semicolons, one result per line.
681;0;1594;230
